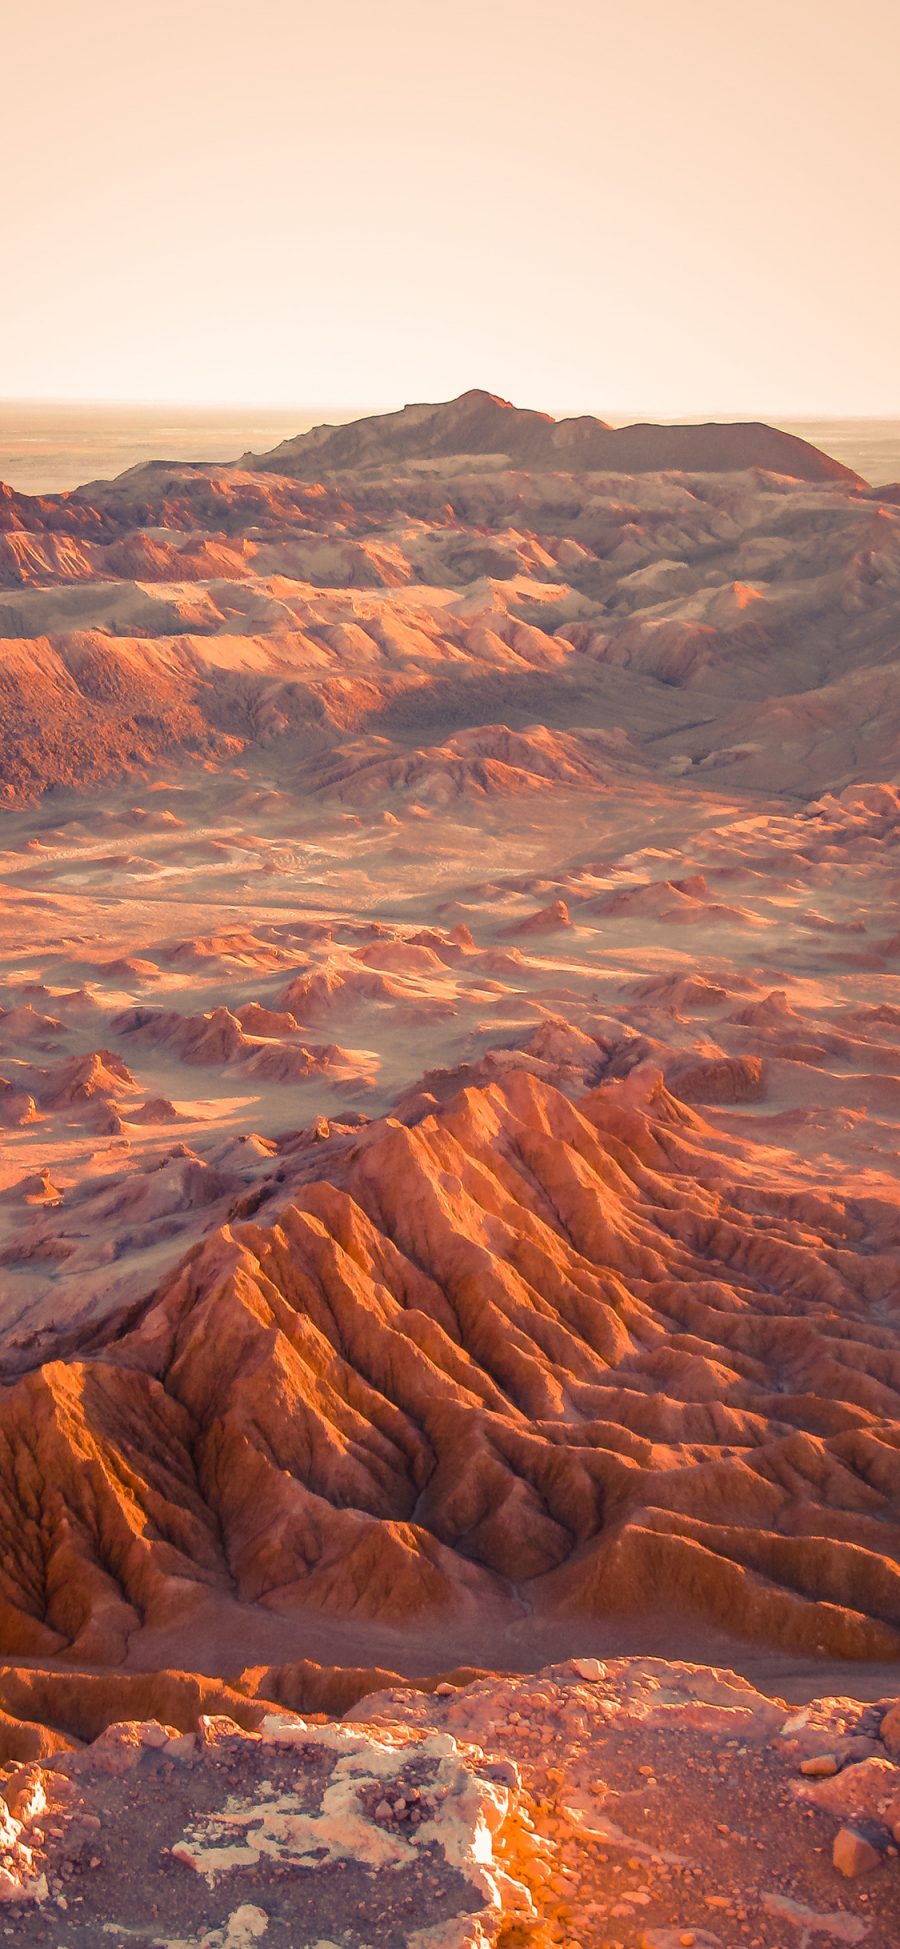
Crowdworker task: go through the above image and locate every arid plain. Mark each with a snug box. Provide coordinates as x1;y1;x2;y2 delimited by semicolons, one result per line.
0;391;898;1943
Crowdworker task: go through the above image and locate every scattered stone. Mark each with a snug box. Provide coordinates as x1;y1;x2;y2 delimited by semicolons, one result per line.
879;1703;900;1759
832;1826;882;1878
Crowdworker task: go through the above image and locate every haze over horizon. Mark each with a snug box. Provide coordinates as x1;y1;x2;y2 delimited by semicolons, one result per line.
6;0;900;419
6;392;900;424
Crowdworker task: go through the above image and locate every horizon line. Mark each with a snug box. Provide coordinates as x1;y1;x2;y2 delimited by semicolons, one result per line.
1;395;900;427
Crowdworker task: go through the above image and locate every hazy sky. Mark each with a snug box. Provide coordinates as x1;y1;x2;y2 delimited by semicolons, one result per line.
6;0;899;416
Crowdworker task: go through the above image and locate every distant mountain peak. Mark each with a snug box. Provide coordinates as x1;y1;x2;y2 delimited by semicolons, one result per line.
249;391;862;485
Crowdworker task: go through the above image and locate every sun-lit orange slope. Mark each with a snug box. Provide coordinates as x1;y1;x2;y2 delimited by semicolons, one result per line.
0;1062;897;1669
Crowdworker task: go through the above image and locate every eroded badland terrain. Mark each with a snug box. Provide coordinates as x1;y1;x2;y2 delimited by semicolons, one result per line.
0;391;898;1943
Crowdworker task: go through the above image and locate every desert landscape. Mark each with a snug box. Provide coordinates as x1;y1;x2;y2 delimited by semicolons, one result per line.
0;387;897;1941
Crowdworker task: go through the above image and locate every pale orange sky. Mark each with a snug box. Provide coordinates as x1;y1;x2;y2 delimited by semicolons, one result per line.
6;0;899;417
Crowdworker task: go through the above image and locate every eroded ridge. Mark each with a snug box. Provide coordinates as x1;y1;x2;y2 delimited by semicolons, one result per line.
0;1064;896;1668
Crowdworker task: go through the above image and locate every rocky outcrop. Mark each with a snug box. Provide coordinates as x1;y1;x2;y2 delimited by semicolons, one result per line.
0;1659;897;1945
